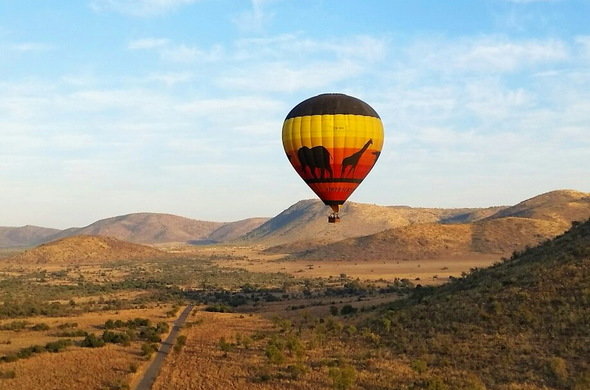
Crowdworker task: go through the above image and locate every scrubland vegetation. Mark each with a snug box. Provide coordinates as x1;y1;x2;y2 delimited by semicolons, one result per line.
152;219;589;390
0;218;588;389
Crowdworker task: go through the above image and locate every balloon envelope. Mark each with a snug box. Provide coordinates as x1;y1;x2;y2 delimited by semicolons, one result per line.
282;93;384;212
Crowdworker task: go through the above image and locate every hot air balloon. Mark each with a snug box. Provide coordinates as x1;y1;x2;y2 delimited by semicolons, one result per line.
282;93;384;223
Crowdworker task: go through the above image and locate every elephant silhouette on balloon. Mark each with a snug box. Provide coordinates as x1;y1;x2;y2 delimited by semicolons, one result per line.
297;146;333;179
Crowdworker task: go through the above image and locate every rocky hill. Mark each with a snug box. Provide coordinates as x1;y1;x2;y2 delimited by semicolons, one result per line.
242;199;503;249
281;190;590;260
485;189;590;225
207;217;270;243
50;213;225;244
363;217;590;388
0;225;60;248
292;216;566;260
5;235;167;264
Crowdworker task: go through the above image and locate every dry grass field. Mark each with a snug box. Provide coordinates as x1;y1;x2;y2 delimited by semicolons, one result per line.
0;307;171;355
0;343;142;390
201;245;500;286
150;307;490;390
0;306;178;389
152;311;276;390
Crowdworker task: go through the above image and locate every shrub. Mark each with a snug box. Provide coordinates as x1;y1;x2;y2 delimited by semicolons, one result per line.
411;359;428;374
45;339;73;353
204;304;232;313
328;365;356;390
141;342;158;358
0;354;18;363
174;335;187;352
218;337;233;353
81;333;105;348
547;357;569;385
265;344;285;365
102;330;131;345
286;363;307;379
57;322;78;329
31;323;50;331
340;305;357;316
155;322;169;334
0;370;15;379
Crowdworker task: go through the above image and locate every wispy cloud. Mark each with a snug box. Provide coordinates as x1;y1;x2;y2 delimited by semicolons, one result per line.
128;38;223;63
147;71;194;86
232;0;277;33
6;42;54;52
407;37;568;73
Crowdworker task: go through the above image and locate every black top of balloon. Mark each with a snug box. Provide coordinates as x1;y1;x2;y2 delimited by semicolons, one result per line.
285;93;380;119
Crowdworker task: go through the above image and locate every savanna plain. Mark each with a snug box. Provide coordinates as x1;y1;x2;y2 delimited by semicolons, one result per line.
0;190;588;390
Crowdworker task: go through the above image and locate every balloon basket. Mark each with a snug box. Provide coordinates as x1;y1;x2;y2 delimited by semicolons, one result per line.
328;213;341;223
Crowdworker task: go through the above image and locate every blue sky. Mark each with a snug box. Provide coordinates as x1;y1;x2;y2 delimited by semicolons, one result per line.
1;0;589;228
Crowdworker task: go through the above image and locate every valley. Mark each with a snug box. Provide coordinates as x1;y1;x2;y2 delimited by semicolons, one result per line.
0;189;588;389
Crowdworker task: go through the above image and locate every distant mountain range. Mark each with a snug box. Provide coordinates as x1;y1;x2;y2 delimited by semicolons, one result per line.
2;190;589;262
284;190;590;260
0;213;269;248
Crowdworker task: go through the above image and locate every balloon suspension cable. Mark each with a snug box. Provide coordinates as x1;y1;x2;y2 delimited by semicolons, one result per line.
328;204;341;223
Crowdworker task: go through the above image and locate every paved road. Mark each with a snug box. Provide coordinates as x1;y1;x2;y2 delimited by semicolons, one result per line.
135;304;194;390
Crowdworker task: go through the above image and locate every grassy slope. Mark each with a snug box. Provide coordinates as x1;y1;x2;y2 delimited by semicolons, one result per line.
369;219;590;389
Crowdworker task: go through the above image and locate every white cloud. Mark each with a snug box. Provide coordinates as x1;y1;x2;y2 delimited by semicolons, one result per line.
128;38;223;63
147;71;194;86
90;0;201;17
160;43;223;63
10;42;54;52
219;59;364;92
408;37;569;73
575;35;590;61
455;39;568;71
232;0;277;33
234;34;387;62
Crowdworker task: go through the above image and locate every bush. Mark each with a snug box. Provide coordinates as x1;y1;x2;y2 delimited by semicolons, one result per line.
54;329;88;337
411;359;428;374
204;304;232;313
57;322;78;329
286;363;307;379
0;370;15;379
265;344;285;365
141;342;158;358
340;305;357;316
81;333;105;348
0;321;28;331
102;330;131;345
218;337;233;353
31;323;50;331
174;335;187;352
0;354;18;363
547;357;569;385
155;322;169;334
45;339;73;353
328;365;356;390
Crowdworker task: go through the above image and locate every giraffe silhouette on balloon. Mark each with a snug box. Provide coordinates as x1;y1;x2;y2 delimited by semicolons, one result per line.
341;139;373;177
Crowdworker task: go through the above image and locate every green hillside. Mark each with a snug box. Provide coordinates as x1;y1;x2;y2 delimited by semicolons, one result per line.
368;219;590;389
